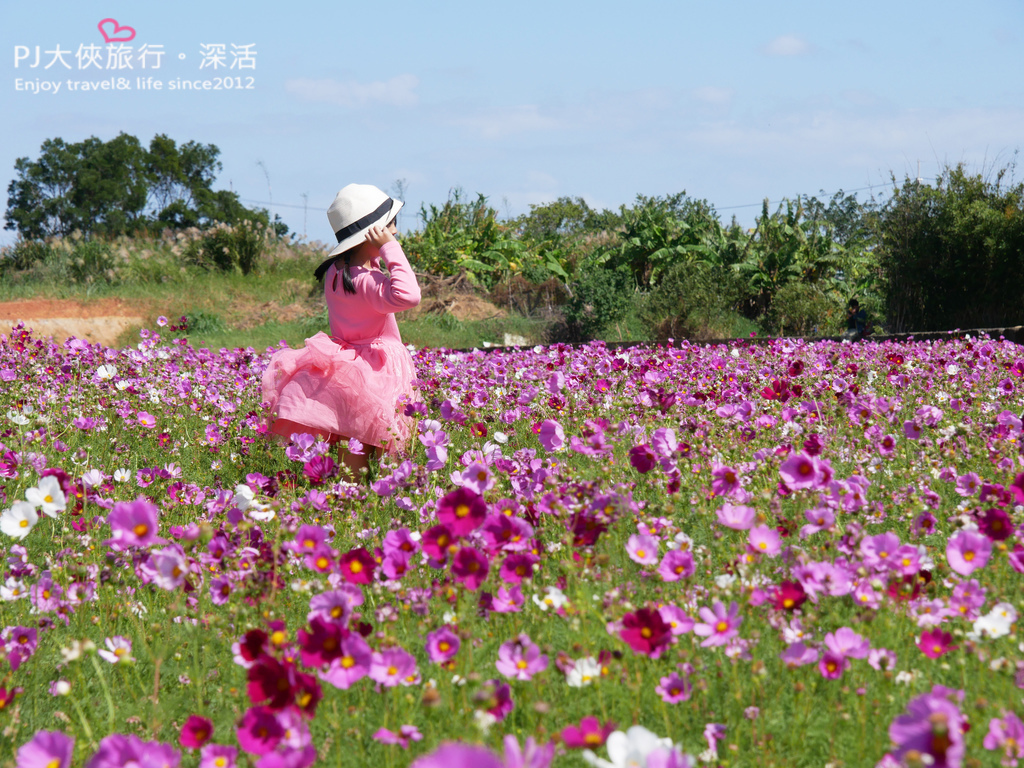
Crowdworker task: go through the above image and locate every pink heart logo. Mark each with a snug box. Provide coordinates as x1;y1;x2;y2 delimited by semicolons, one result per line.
97;18;136;44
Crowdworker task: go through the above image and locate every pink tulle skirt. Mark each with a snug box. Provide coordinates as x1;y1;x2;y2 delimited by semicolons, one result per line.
261;332;416;454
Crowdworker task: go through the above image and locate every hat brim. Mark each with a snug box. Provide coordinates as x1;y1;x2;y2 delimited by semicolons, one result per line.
326;199;404;258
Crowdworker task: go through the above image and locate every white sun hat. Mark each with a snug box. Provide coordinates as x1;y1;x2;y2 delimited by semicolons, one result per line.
314;184;403;280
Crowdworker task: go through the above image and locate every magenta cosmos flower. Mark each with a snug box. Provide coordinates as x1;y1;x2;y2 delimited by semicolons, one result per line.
180;715;215;749
946;530;993;576
105;498;165;549
693;601;742;647
17;731;74;768
436;487;488;537
779;451;821;490
451;546;490;590
425;626;460;664
537;420;565;451
369;646;418;687
319;633;372;689
561;716;617;749
655;672;692;703
657;550;694;582
917;629;958;659
620;607;672;658
495;634;548;680
887;686;966;768
86;734;181;768
984;711;1024;765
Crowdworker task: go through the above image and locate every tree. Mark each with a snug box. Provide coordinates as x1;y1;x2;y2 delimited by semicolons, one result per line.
877;162;1024;332
5;133;260;239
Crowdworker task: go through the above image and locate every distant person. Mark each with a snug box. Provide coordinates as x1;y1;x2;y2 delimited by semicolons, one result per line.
844;298;867;340
261;184;421;479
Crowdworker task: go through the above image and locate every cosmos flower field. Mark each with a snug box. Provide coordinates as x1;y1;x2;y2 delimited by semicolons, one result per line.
2;321;1023;768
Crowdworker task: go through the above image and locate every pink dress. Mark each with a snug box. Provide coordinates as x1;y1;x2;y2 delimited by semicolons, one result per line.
261;240;421;454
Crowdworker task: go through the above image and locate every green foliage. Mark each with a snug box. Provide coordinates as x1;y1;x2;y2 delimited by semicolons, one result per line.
876;161;1024;332
183;310;228;336
561;262;635;340
639;262;745;341
4;133;268;239
183;220;269;275
762;281;845;337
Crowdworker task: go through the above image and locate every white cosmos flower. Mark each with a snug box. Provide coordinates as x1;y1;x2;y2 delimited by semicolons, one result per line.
7;411;29;426
81;469;104;489
582;725;675;768
533;586;567;611
233;484;255;511
113;469;131;483
969;603;1018;640
1;501;39;539
97;364;117;380
25;476;66;517
0;576;28;600
566;657;601;687
97;636;134;664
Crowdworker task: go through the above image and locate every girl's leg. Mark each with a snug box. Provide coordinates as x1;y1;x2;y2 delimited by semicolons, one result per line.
335;437;378;482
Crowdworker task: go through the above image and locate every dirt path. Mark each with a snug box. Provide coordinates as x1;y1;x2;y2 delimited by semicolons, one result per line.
0;299;148;347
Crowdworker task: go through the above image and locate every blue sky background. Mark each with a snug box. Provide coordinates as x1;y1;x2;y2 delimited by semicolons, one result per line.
2;0;1022;246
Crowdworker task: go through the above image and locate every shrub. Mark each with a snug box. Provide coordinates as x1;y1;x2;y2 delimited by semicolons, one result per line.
184;220;268;275
561;264;634;341
763;282;844;337
639;263;744;341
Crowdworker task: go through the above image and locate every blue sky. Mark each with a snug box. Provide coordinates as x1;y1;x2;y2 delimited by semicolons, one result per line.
2;0;1022;246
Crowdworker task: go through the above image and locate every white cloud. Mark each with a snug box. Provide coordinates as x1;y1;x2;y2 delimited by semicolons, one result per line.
449;105;563;139
762;35;812;57
285;74;419;108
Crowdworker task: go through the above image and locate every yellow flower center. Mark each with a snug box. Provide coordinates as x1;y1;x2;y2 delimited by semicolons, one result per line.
516;660;528;670
341;656;355;669
455;504;470;518
349;561;363;573
636;549;646;559
44;494;53;503
133;523;149;537
19;520;28;528
963;551;975;562
387;665;398;676
715;621;729;633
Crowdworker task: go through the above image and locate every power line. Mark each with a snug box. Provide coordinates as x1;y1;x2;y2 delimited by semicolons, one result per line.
238;178;940;218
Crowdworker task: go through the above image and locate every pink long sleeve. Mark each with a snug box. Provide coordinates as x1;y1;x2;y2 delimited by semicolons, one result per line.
324;240;421;344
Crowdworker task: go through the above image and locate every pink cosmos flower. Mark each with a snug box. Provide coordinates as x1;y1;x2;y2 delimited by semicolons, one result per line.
626;534;659;565
97;636;134;664
780;642;818;668
711;464;741;496
16;731;74;768
85;734;181;768
495;634;548;680
436;488;488;537
137;411;157;429
824;627;870;659
198;744;238;768
459;462;495;495
492;584;525;613
410;744;504;768
373;725;423;749
779;451;821;490
537;420;565;451
425;626;460;664
369;647;418;687
319;633;372;689
655;672;692;703
983;711;1024;765
747;525;781;556
658;605;694;635
502;734;554;768
693;601;742;647
105;498;165;549
955;472;982;497
715;503;756;530
946;529;993;576
657;550;694;581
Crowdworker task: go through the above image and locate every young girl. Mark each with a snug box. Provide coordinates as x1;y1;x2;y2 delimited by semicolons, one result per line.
261;184;421;477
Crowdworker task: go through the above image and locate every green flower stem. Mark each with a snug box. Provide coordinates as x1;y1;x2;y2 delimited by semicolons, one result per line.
89;653;118;732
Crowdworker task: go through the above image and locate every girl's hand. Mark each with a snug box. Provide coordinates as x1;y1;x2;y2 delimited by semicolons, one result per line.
365;224;396;248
